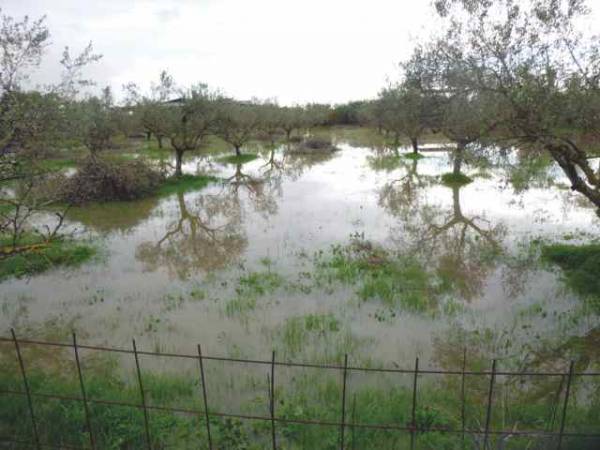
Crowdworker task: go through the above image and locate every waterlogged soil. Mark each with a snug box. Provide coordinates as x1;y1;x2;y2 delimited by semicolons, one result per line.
1;130;600;377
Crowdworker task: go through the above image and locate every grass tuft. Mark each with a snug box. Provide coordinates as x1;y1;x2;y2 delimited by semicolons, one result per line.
217;153;259;165
441;172;473;186
157;174;219;196
403;152;425;160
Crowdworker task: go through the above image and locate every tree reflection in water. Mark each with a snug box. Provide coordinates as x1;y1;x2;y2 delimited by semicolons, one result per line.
136;163;278;278
377;151;507;301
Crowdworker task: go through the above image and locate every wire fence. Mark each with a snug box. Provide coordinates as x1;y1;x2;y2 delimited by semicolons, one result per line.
1;329;600;450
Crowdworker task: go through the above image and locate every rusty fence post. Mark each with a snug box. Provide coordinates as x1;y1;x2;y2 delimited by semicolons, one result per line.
270;350;277;450
197;344;213;450
11;329;41;450
410;357;419;450
132;339;152;450
73;333;95;450
340;354;348;450
461;348;467;449
557;361;575;450
482;359;497;450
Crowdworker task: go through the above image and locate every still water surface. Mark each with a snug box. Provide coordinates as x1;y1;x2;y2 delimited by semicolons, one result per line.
2;130;599;372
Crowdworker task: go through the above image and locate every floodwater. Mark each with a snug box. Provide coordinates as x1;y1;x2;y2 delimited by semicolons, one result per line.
1;129;599;374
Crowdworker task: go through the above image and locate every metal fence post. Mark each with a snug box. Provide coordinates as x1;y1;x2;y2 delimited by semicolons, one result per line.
410;357;419;450
461;348;467;449
557;361;575;450
197;345;213;450
11;329;41;450
340;354;348;450
270;350;277;450
72;333;95;450
132;339;152;450
482;359;497;450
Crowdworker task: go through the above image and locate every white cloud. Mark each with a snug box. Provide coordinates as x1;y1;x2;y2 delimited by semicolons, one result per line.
6;0;595;104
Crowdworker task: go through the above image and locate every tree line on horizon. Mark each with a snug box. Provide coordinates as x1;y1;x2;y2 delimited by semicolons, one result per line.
1;0;600;210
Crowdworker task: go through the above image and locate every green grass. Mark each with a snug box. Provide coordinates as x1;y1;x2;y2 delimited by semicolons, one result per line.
1;351;599;450
315;239;439;312
0;236;96;280
441;172;473;186
217;153;259;165
37;158;78;171
157;175;219;196
403;152;425;160
542;244;600;301
224;271;285;317
237;271;284;296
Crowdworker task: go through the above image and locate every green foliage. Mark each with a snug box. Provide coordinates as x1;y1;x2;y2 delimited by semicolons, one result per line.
157;174;219;196
315;239;438;312
542;244;600;301
0;237;95;280
440;172;473;186
217;153;259;165
237;271;284;296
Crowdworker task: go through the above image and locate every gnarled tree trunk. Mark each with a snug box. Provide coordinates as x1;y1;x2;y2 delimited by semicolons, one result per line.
175;148;184;176
546;142;600;211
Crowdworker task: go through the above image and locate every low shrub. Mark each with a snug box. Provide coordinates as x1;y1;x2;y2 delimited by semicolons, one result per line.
289;137;339;155
62;157;163;204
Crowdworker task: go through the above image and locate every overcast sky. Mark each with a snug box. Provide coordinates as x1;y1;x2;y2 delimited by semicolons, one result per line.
2;0;439;105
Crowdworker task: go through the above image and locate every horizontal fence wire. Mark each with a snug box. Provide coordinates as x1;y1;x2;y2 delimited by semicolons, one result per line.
1;332;600;450
1;336;598;377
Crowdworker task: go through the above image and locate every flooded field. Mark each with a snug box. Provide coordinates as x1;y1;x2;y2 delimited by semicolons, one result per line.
2;128;599;371
2;128;600;449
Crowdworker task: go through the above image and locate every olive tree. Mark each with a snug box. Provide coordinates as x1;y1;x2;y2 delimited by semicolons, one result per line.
214;100;259;156
255;101;283;145
414;0;600;210
124;71;175;148
378;81;430;154
280;106;304;141
164;86;218;176
0;9;100;249
70;89;119;158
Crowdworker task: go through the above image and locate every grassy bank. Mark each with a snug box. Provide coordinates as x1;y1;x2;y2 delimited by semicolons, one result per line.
0;236;96;280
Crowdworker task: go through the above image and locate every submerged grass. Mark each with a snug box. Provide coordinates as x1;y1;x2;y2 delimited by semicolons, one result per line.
224;271;285;317
315;239;438;312
0;235;96;280
157;174;220;196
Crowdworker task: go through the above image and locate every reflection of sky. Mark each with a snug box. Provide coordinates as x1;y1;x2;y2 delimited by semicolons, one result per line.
1;140;599;368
